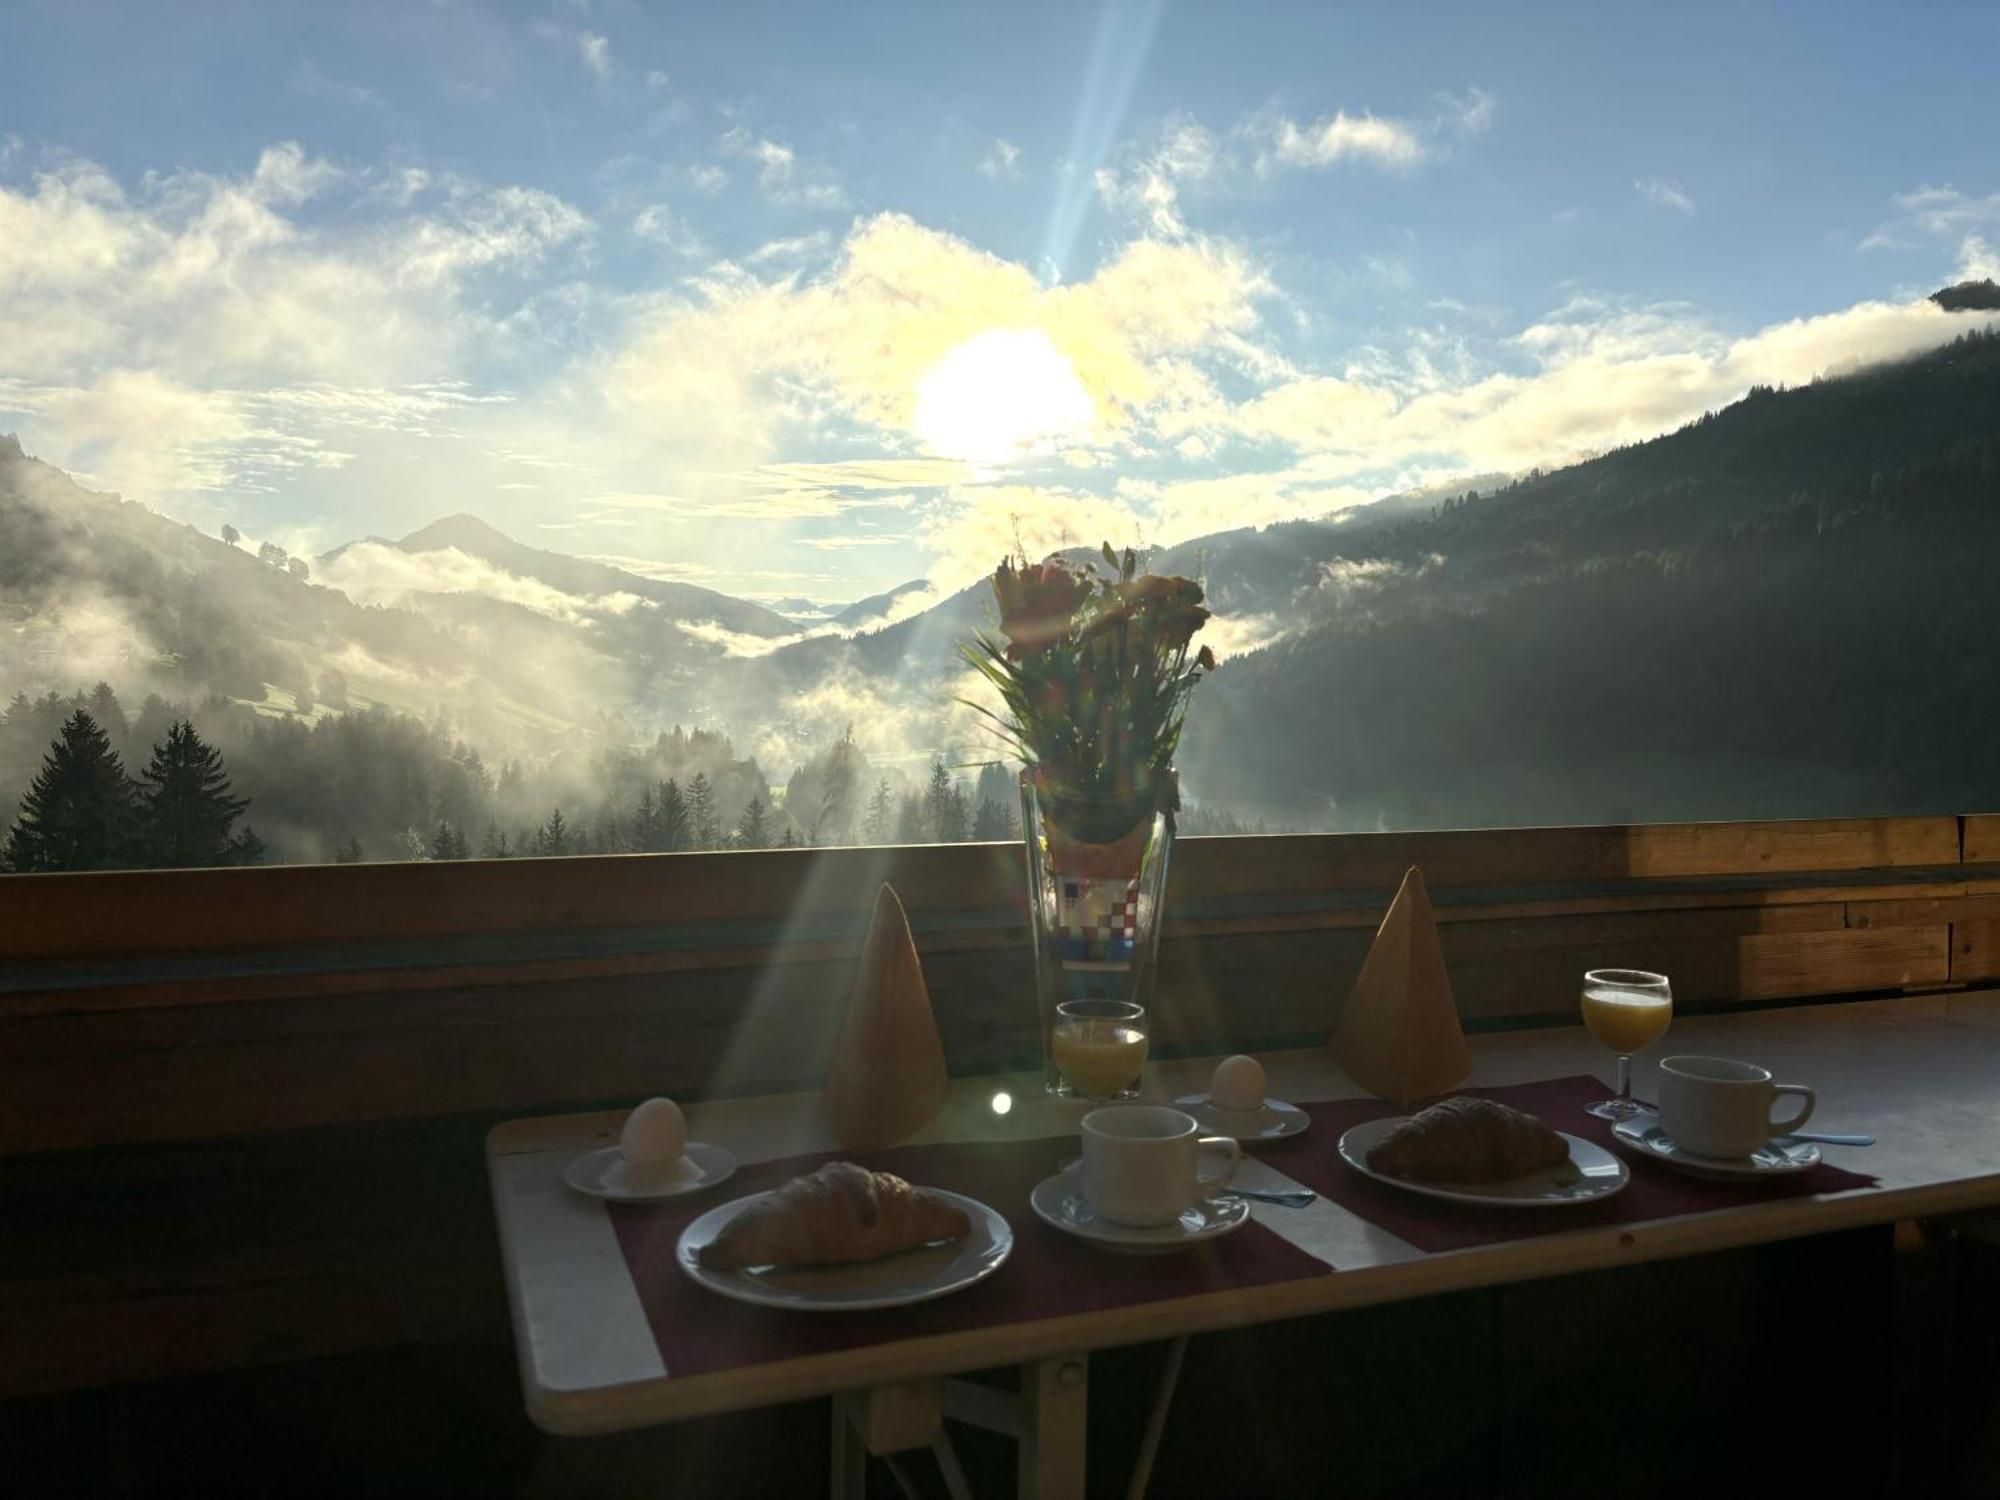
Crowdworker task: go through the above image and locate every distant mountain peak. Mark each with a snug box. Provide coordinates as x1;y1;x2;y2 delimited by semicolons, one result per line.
398;513;519;552
1932;279;2000;312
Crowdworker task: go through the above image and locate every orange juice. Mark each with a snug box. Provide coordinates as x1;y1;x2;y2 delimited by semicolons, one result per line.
1581;986;1672;1055
1052;1024;1148;1098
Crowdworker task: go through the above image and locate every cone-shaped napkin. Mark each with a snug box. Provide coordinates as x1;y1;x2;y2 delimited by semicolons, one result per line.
823;883;950;1151
1331;866;1471;1107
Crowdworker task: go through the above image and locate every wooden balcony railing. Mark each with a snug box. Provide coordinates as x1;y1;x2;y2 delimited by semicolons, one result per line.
4;813;1999;1157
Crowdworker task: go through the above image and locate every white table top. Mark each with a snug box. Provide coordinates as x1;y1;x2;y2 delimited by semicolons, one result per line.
488;991;2000;1434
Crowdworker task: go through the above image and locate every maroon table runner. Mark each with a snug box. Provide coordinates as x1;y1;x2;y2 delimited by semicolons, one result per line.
605;1133;1329;1379
1258;1075;1878;1254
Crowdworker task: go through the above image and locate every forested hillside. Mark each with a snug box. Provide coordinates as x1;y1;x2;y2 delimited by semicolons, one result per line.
1180;328;2000;827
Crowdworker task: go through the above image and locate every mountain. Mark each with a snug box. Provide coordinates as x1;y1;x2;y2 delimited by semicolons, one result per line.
834;580;931;628
1177;325;2000;828
0;436;637;751
330;513;798;638
1933;279;2000;312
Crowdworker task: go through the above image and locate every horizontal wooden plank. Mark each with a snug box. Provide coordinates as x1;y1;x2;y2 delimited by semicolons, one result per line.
4;870;1977;1024
1848;895;2000;930
1955;921;2000;984
0;816;1969;965
1965;815;2000;864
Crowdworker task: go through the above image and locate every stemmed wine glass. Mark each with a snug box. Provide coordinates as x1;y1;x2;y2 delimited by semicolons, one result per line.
1581;969;1673;1121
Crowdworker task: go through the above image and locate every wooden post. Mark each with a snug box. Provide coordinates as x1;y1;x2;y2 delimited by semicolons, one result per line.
1018;1354;1088;1500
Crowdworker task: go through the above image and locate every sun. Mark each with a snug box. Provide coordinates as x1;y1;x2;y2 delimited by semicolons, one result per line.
912;327;1095;467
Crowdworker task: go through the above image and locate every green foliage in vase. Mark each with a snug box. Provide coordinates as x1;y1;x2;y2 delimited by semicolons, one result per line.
963;543;1216;844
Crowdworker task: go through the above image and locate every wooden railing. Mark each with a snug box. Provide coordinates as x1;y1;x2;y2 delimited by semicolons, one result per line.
2;812;1997;1401
4;814;1999;1156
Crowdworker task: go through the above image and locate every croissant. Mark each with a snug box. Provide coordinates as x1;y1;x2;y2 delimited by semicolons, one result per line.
1365;1097;1569;1183
697;1162;971;1271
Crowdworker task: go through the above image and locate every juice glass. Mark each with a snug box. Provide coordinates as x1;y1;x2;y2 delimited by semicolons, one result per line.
1581;968;1673;1120
1052;1000;1149;1101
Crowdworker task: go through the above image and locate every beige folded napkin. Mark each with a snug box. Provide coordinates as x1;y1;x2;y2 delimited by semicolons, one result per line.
823;883;950;1151
1331;865;1471;1107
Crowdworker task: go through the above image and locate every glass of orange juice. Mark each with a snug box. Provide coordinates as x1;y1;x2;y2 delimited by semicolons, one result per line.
1581;968;1673;1120
1052;1000;1149;1101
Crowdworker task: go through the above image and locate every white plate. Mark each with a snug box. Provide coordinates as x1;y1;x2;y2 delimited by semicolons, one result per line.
1611;1117;1821;1180
563;1141;738;1202
1028;1167;1251;1254
675;1188;1012;1311
1336;1117;1629;1208
1172;1094;1310;1142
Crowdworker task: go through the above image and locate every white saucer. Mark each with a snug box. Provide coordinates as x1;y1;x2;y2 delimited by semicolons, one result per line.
1172;1094;1310;1143
676;1189;1011;1311
563;1141;738;1202
1611;1117;1821;1180
1336;1118;1629;1208
1029;1167;1251;1254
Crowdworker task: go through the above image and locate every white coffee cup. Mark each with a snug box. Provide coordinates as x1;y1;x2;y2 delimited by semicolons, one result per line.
1080;1105;1241;1227
1658;1055;1816;1160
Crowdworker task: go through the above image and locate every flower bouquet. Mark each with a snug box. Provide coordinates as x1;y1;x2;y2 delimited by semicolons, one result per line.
964;544;1217;1092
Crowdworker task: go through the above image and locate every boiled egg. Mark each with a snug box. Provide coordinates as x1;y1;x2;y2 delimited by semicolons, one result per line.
1209;1054;1267;1112
620;1097;688;1166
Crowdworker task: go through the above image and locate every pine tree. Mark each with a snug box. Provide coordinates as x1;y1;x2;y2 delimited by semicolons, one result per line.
482;822;511;859
896;792;926;844
658;779;691;852
536;808;570;856
736;794;771;849
4;711;139;872
778;826;803;848
429;818;468;860
88;681;128;740
925;758;967;843
863;777;895;844
334;836;366;863
687;772;717;849
134;720;252;867
971;797;1009;841
632;783;661;851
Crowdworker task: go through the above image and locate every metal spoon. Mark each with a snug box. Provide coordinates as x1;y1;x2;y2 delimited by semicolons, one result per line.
1630;1103;1873;1149
1220;1187;1317;1208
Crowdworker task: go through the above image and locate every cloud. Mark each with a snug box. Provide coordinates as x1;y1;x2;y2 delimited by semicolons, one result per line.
533;21;612;78
1860;184;2000;278
1440;87;1496;136
1094;117;1219;237
1096;96;1468;236
688;164;728;193
1262;111;1426;171
979;139;1023;181
1224;292;2000;489
0;145;586;504
1636;177;1695;215
632;202;704;257
599;212;1273;479
319;540;641;624
746;230;832;265
720;128;845;208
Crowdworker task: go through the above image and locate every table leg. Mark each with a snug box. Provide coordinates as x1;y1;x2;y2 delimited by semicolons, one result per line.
1017;1354;1088;1500
1125;1335;1188;1500
831;1398;867;1500
833;1379;945;1500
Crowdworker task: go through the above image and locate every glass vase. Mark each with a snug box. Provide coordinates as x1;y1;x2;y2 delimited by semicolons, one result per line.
1019;769;1176;1096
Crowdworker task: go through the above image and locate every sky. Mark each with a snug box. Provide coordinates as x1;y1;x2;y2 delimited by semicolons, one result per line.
3;0;1998;605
